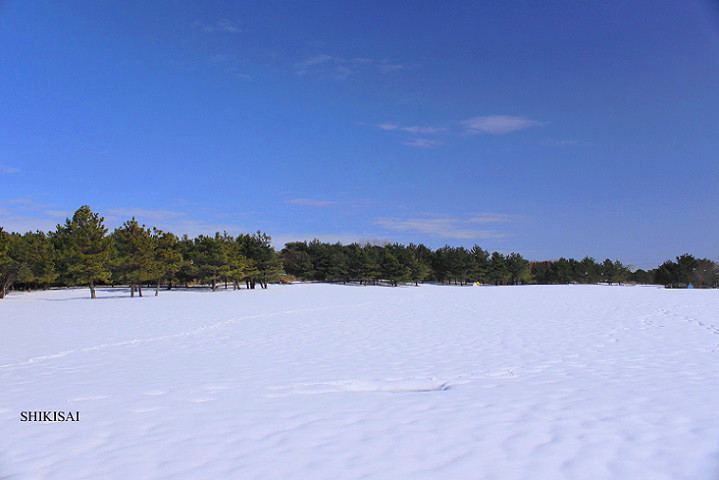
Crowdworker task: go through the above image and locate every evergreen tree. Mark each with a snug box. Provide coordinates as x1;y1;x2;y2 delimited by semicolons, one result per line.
221;232;250;290
52;206;112;299
190;234;230;290
149;229;184;295
407;252;431;286
347;244;381;285
175;235;198;288
380;249;410;286
112;218;154;297
237;231;283;289
432;246;452;284
692;259;719;288
675;254;698;286
8;231;57;290
577;256;600;284
280;241;314;280
550;258;573;284
487;252;510;285
0;228;23;298
505;252;530;285
469;245;489;284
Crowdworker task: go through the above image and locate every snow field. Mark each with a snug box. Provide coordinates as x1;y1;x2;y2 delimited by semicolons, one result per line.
1;284;718;479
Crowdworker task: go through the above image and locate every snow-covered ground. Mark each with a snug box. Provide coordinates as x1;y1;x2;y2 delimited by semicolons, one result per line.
1;284;718;480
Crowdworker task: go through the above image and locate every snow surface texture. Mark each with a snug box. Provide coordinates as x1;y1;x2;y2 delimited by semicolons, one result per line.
1;284;719;480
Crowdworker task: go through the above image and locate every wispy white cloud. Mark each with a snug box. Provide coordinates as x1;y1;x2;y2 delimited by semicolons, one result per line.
377;123;445;135
285;198;340;208
208;54;229;64
294;54;334;76
542;139;580;146
460;115;542;135
192;19;241;33
294;54;407;79
0;199;70;233
376;60;404;73
207;56;253;81
466;212;517;223
404;138;443;148
0;164;19;174
376;123;445;148
375;214;514;240
377;114;543;147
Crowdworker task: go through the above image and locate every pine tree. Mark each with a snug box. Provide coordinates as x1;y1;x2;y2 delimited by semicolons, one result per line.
578;256;600;284
237;231;282;289
505;252;530;285
16;231;57;288
469;245;489;284
219;232;250;290
487;252;510;285
112;218;154;297
52;206;112;299
190;234;230;290
0;228;22;299
280;241;314;280
149;229;184;295
381;249;410;286
408;254;431;286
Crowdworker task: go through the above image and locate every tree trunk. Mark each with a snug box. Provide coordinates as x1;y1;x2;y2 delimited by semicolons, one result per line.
155;280;160;297
89;281;96;299
211;279;217;291
167;280;172;290
131;285;135;297
138;285;143;297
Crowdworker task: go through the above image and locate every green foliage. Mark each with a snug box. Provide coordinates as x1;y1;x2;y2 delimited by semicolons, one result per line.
112;218;154;295
189;234;231;290
654;254;712;288
7;231;57;289
381;248;410;286
0;228;23;298
236;231;283;289
52;206;112;298
505;252;530;285
3;205;719;298
487;252;510;285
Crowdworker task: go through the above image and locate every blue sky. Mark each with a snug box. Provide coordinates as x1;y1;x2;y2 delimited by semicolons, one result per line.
1;1;718;267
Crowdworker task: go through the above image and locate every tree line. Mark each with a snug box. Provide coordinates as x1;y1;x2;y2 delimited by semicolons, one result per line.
280;241;718;289
1;205;717;299
0;206;282;299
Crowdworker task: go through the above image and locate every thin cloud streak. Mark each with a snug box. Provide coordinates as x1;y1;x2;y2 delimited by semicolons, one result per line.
285;198;340;207
191;19;241;33
294;54;407;79
404;138;442;148
460;115;542;134
375;215;513;240
377;123;445;134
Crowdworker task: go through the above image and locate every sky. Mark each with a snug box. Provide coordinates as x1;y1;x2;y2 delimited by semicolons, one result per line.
1;0;718;268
